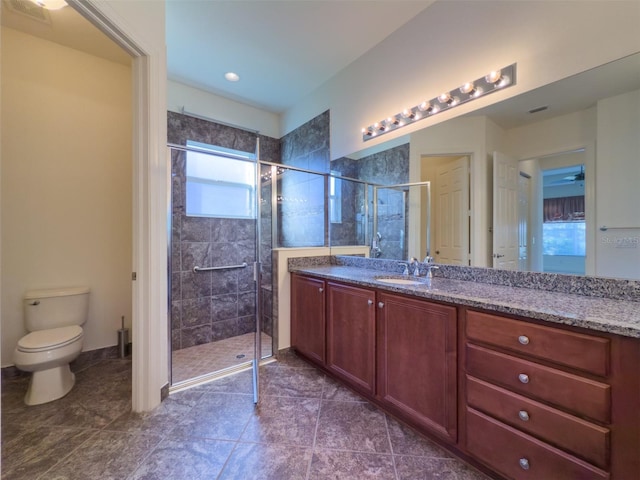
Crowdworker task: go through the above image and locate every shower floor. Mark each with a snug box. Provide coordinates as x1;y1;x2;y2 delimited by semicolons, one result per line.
171;332;273;384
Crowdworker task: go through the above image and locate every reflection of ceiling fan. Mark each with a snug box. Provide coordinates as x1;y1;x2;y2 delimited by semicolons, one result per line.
563;165;584;182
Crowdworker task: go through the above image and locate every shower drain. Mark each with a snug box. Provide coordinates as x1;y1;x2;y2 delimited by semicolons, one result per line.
236;354;246;359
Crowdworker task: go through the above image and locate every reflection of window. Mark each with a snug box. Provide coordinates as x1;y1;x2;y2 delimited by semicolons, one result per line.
186;140;256;219
543;222;586;256
329;170;342;223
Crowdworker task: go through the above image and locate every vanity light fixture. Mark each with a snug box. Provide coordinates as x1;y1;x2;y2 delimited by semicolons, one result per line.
361;63;516;142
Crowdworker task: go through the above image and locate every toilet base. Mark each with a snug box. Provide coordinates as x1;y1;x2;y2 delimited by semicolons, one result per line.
24;364;75;406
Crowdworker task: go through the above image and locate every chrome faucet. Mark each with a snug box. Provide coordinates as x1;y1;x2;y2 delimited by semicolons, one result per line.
398;262;409;275
409;257;420;276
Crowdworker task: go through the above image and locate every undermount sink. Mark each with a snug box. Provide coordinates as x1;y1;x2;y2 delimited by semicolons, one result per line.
375;276;425;285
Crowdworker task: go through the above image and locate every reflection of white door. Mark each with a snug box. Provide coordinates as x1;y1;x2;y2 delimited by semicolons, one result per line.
518;173;531;271
434;156;469;265
493;151;519;270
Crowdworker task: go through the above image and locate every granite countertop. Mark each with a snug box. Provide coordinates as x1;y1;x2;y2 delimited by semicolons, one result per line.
290;265;640;338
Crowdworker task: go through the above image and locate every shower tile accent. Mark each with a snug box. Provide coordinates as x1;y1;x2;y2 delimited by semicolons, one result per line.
168;112;280;350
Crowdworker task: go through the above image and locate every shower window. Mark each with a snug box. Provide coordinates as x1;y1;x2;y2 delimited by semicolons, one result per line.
185;140;256;219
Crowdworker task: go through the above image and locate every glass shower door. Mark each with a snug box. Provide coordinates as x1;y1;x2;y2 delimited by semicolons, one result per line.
168;143;267;402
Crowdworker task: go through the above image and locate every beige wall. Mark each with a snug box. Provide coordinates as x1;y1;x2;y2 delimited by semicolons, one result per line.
1;28;133;366
595;89;640;279
282;1;640;160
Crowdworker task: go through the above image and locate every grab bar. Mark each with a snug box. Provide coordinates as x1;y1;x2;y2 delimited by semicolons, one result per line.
599;226;640;231
193;262;248;273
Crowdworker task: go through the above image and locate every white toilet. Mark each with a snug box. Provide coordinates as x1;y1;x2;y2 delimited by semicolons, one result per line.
13;286;90;406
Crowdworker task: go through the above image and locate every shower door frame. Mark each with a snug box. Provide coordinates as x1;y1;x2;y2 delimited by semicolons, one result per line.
166;141;268;404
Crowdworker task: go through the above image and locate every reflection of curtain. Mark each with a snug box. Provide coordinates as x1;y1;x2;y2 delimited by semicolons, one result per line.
544;196;585;222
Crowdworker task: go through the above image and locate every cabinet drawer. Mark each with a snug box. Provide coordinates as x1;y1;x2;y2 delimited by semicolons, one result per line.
466;344;610;423
466;310;610;377
466;375;610;469
466;408;609;480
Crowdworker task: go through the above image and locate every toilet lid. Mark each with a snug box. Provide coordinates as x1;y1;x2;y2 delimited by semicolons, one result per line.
17;326;83;353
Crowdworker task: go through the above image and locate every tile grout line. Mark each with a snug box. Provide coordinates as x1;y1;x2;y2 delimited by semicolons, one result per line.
303;373;326;480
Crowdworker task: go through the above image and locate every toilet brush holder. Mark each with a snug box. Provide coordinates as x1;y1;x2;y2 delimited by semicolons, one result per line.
117;316;129;358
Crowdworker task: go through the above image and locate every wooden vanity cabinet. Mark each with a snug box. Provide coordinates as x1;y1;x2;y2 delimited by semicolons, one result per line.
326;282;377;395
462;308;640;480
290;273;326;365
376;292;458;443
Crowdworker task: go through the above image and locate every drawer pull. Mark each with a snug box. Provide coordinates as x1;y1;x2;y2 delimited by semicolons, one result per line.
518;410;530;422
368;299;374;306
519;458;530;470
518;335;530;345
319;287;323;293
378;302;384;308
518;373;530;384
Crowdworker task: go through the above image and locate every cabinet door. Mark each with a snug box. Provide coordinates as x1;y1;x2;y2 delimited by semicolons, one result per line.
326;282;376;394
291;274;326;365
377;292;458;442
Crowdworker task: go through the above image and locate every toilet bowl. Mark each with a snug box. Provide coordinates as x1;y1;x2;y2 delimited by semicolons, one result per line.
13;287;90;406
14;326;84;405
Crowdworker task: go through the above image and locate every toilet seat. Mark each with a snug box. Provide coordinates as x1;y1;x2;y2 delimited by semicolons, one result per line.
17;326;83;353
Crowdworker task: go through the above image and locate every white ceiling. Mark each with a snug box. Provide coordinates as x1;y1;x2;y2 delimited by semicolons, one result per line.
165;0;434;113
4;0;639;128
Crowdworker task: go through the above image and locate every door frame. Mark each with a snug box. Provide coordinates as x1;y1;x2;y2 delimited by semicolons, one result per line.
69;0;168;411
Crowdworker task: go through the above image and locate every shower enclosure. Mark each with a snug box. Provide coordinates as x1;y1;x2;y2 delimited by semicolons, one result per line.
168;136;423;400
168;140;270;401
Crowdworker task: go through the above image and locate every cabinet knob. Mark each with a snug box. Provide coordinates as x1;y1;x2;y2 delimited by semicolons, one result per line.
518;373;530;384
518;410;530;422
518;335;530;345
368;299;374;306
519;458;530;470
319;287;323;293
378;302;384;308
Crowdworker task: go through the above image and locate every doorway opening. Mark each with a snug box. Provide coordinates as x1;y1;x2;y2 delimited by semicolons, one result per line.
541;164;586;275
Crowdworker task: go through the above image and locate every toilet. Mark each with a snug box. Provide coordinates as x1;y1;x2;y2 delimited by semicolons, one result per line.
13;286;90;406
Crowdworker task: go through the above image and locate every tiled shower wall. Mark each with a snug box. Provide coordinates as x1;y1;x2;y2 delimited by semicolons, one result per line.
278;110;331;247
331;143;410;258
168;112;280;350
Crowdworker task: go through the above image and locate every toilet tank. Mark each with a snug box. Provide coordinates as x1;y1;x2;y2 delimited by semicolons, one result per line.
23;287;90;332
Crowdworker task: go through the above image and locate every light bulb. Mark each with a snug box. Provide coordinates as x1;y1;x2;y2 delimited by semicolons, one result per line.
460;82;476;95
438;92;452;104
485;71;502;84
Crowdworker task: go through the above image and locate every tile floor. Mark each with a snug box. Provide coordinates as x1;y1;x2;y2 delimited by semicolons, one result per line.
1;353;493;480
172;333;273;384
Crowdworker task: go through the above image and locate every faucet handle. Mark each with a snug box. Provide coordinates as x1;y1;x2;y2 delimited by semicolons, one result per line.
423;255;434;264
398;262;409;275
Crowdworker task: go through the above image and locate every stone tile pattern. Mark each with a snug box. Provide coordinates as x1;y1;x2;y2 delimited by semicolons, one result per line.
168;112;280;349
289;257;640;338
278;110;330;248
331;143;410;258
171;332;272;384
1;355;492;480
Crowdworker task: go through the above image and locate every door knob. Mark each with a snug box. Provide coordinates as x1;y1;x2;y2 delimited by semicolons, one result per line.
378;302;384;308
319;287;323;293
518;335;530;345
518;373;530;384
368;299;374;306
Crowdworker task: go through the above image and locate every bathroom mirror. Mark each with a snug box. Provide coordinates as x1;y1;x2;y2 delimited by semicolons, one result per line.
331;52;640;280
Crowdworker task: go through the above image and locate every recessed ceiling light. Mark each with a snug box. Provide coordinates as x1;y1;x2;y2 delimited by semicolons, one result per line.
30;0;67;10
224;72;240;82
